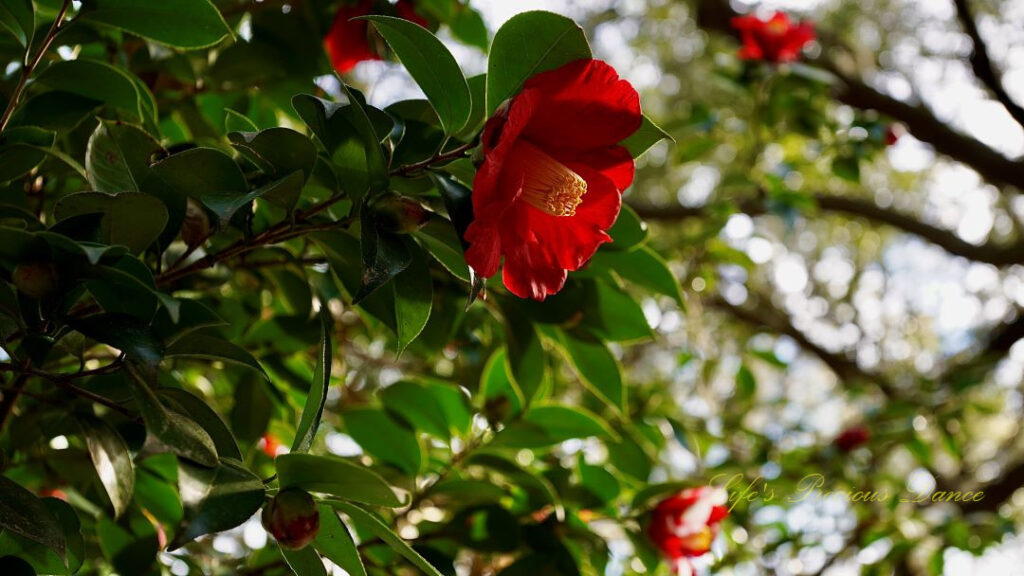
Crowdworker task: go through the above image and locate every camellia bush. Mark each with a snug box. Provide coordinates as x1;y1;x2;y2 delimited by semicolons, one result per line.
1;0;1022;575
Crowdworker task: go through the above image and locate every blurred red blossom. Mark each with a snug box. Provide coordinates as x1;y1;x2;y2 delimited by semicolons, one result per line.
835;425;872;452
731;12;816;63
648;486;730;575
324;0;427;74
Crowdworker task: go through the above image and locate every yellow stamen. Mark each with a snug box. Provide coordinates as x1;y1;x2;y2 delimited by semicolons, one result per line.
679;527;713;554
507;140;587;217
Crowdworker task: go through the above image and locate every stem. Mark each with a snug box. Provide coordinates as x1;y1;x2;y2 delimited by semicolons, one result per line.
0;372;30;433
390;140;475;177
0;0;73;137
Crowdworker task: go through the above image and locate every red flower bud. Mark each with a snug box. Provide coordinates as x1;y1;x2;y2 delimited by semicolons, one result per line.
731;12;815;64
261;488;320;550
12;262;59;299
261;433;281;459
648;487;729;574
835;425;871;452
370;193;431;234
463;59;641;301
884;124;903;147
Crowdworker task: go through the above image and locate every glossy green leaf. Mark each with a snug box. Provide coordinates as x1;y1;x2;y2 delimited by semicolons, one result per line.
486;11;591;114
556;330;626;413
590;245;683;306
291;307;332;453
275;453;403;507
125;361;219;467
36;60;157;129
165;333;268;379
363;16;471;135
379;380;450;440
393;244;432;354
281;545;327;576
620;115;673;158
0;476;65;559
343;407;421;476
171;458;265;549
494;405;615;448
76;414;135;518
79;0;231;49
159;388;243;460
0;0;33;46
53;192;168;254
85;120;163;193
313;505;366;576
326;501;445;576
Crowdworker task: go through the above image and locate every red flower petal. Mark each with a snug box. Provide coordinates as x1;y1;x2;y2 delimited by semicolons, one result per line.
394;0;428;28
324;0;379;74
519;59;642;150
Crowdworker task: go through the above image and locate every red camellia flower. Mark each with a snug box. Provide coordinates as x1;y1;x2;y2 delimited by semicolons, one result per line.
648;487;729;575
324;0;428;74
835;425;871;452
464;59;642;300
731;12;815;63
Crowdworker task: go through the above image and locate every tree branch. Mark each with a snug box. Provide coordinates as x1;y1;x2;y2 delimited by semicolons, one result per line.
961;458;1024;514
692;0;1024;190
709;296;900;398
628;195;1024;267
952;0;1024;129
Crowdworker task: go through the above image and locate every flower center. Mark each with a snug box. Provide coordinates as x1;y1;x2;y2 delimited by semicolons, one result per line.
765;20;789;36
509;140;587;217
679;526;713;554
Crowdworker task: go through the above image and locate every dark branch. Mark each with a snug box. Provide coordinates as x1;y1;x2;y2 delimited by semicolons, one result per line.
710;296;900;398
628;195;1024;267
693;0;1024;190
961;458;1024;514
952;0;1024;128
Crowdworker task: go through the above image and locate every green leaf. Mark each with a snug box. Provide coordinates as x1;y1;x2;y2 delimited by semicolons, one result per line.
280;545;327;576
379;380;450;440
224;109;259;133
501;301;546;402
0;126;53;182
630;482;690;510
275;453;403;507
343;407;421;476
53;192;168;254
0;476;65;560
0;0;33;47
450;6;488;52
36;60;157;130
326;501;445;576
486;11;591;114
620;115;673;158
85;120;163;193
76;414;135;518
79;0;231;49
590;245;683;306
291;307;332;453
292;91;388;203
149;147;249;224
165;333;269;379
494;404;615;448
393;243;432;354
607;204;647;250
230;376;274;447
313;505;367;576
579;457;620;504
125;361;219;467
556;330;625;413
228;127;317;183
578;280;652;342
363;16;471;135
478;348;523;421
171;458;266;549
355;202;412;303
736;364;756;401
0;498;84;575
71;313;164;366
159;388;243;460
414;217;472;283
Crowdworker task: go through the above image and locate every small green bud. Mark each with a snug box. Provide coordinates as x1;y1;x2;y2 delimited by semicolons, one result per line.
371;193;431;234
12;262;59;299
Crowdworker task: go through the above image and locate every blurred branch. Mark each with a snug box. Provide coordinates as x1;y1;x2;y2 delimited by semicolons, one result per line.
628;195;1024;267
961;458;1024;513
952;0;1024;129
692;0;1024;190
709;295;900;398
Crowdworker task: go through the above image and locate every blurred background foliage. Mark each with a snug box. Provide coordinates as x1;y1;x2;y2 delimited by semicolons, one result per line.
0;0;1022;575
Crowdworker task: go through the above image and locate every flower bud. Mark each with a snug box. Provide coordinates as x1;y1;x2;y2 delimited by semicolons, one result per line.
261;488;320;550
835;425;871;453
12;262;59;299
371;193;430;234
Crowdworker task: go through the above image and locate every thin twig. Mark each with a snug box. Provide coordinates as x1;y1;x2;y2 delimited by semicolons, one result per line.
389;141;475;177
0;0;73;136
